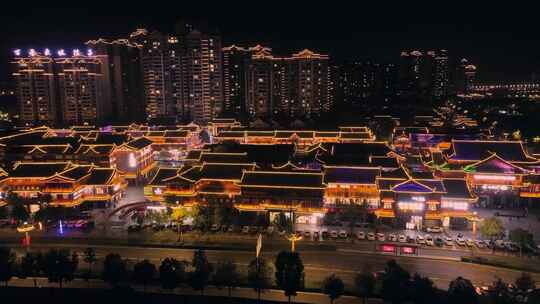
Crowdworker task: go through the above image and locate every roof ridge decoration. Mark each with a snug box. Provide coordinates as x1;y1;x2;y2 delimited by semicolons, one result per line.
463;152;530;174
391;179;435;193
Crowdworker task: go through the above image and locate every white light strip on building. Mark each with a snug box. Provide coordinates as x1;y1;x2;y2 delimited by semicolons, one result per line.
473;175;515;181
398;202;425;211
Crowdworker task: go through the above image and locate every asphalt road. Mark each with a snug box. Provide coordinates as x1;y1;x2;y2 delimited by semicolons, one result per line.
9;243;540;291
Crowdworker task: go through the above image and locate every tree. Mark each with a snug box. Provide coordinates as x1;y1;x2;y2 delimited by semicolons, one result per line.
354;271;376;304
339;204;366;236
515;272;535;292
479;217;504;240
509;228;534;257
213;260;241;297
11;203;29;223
18;252;42;287
0;206;7;219
448;277;478;304
189;249;213;295
409;273;438;304
381;260;410;304
170;207;190;242
159;258;187;291
527;289;540;304
193;205;212;231
488;277;513;304
214;205;239;227
0;247;16;286
248;257;273;303
83;247;97;279
43;249;78;288
275;251;305;303
322;274;345;304
102;253;128;288
133;259;156;292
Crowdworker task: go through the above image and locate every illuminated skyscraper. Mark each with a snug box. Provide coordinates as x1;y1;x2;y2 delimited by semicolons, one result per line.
129;29;175;122
176;27;223;124
433;49;450;98
221;45;251;118
12;49;57;125
85;38;145;123
56;49;106;125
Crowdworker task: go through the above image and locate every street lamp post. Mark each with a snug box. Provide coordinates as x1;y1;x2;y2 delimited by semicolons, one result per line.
17;222;35;253
286;234;302;252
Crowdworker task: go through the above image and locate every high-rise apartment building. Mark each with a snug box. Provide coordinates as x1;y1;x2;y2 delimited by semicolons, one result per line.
336;61;381;106
222;46;331;120
176;28;224;124
56;49;106;125
456;58;477;95
12;49;57;125
287;49;331;118
222;45;251;118
129;29;175;121
399;49;451;99
246;45;275;118
433;49;450;98
85;38;145;123
13;48;108;126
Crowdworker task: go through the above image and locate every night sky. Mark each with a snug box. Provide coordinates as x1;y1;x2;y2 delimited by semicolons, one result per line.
1;4;539;83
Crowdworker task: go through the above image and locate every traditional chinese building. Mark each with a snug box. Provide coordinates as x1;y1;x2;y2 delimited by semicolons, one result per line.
0;162;126;208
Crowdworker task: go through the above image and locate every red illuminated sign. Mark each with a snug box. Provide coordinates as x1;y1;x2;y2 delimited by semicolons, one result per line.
381;244;396;252
400;246;416;254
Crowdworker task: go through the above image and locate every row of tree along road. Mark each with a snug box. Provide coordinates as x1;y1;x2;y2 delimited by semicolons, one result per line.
0;246;539;304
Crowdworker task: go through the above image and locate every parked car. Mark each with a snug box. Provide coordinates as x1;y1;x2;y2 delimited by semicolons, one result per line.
339;230;348;238
227;225;235;233
242;226;250;234
388;234;397;242
330;230;339;238
304;231;311;238
416;235;426;244
435;237;444;247
456;238;466;246
210;224;220;232
313;231;320;239
376;233;385;242
356;231;366;240
504;242;519;252
127;225;141;233
444;237;454;246
398;234;407;243
321;230;329;239
427;226;443;233
267;226;274;235
426;235;434;246
367;232;376;241
495;240;506;250
475;240;485;248
466;239;476;247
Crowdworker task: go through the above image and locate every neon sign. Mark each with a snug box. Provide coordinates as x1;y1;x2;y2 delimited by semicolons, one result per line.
473;175;515;181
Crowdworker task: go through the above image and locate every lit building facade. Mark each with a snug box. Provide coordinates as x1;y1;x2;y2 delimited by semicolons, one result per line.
56;49;106;125
130;29;175;121
0;162;126;208
176;29;224;124
433;49;449;98
12;49;57;125
85;38;146;123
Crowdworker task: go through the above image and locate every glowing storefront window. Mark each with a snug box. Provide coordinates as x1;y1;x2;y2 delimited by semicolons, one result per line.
398;202;425;211
128;153;137;168
441;201;469;210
